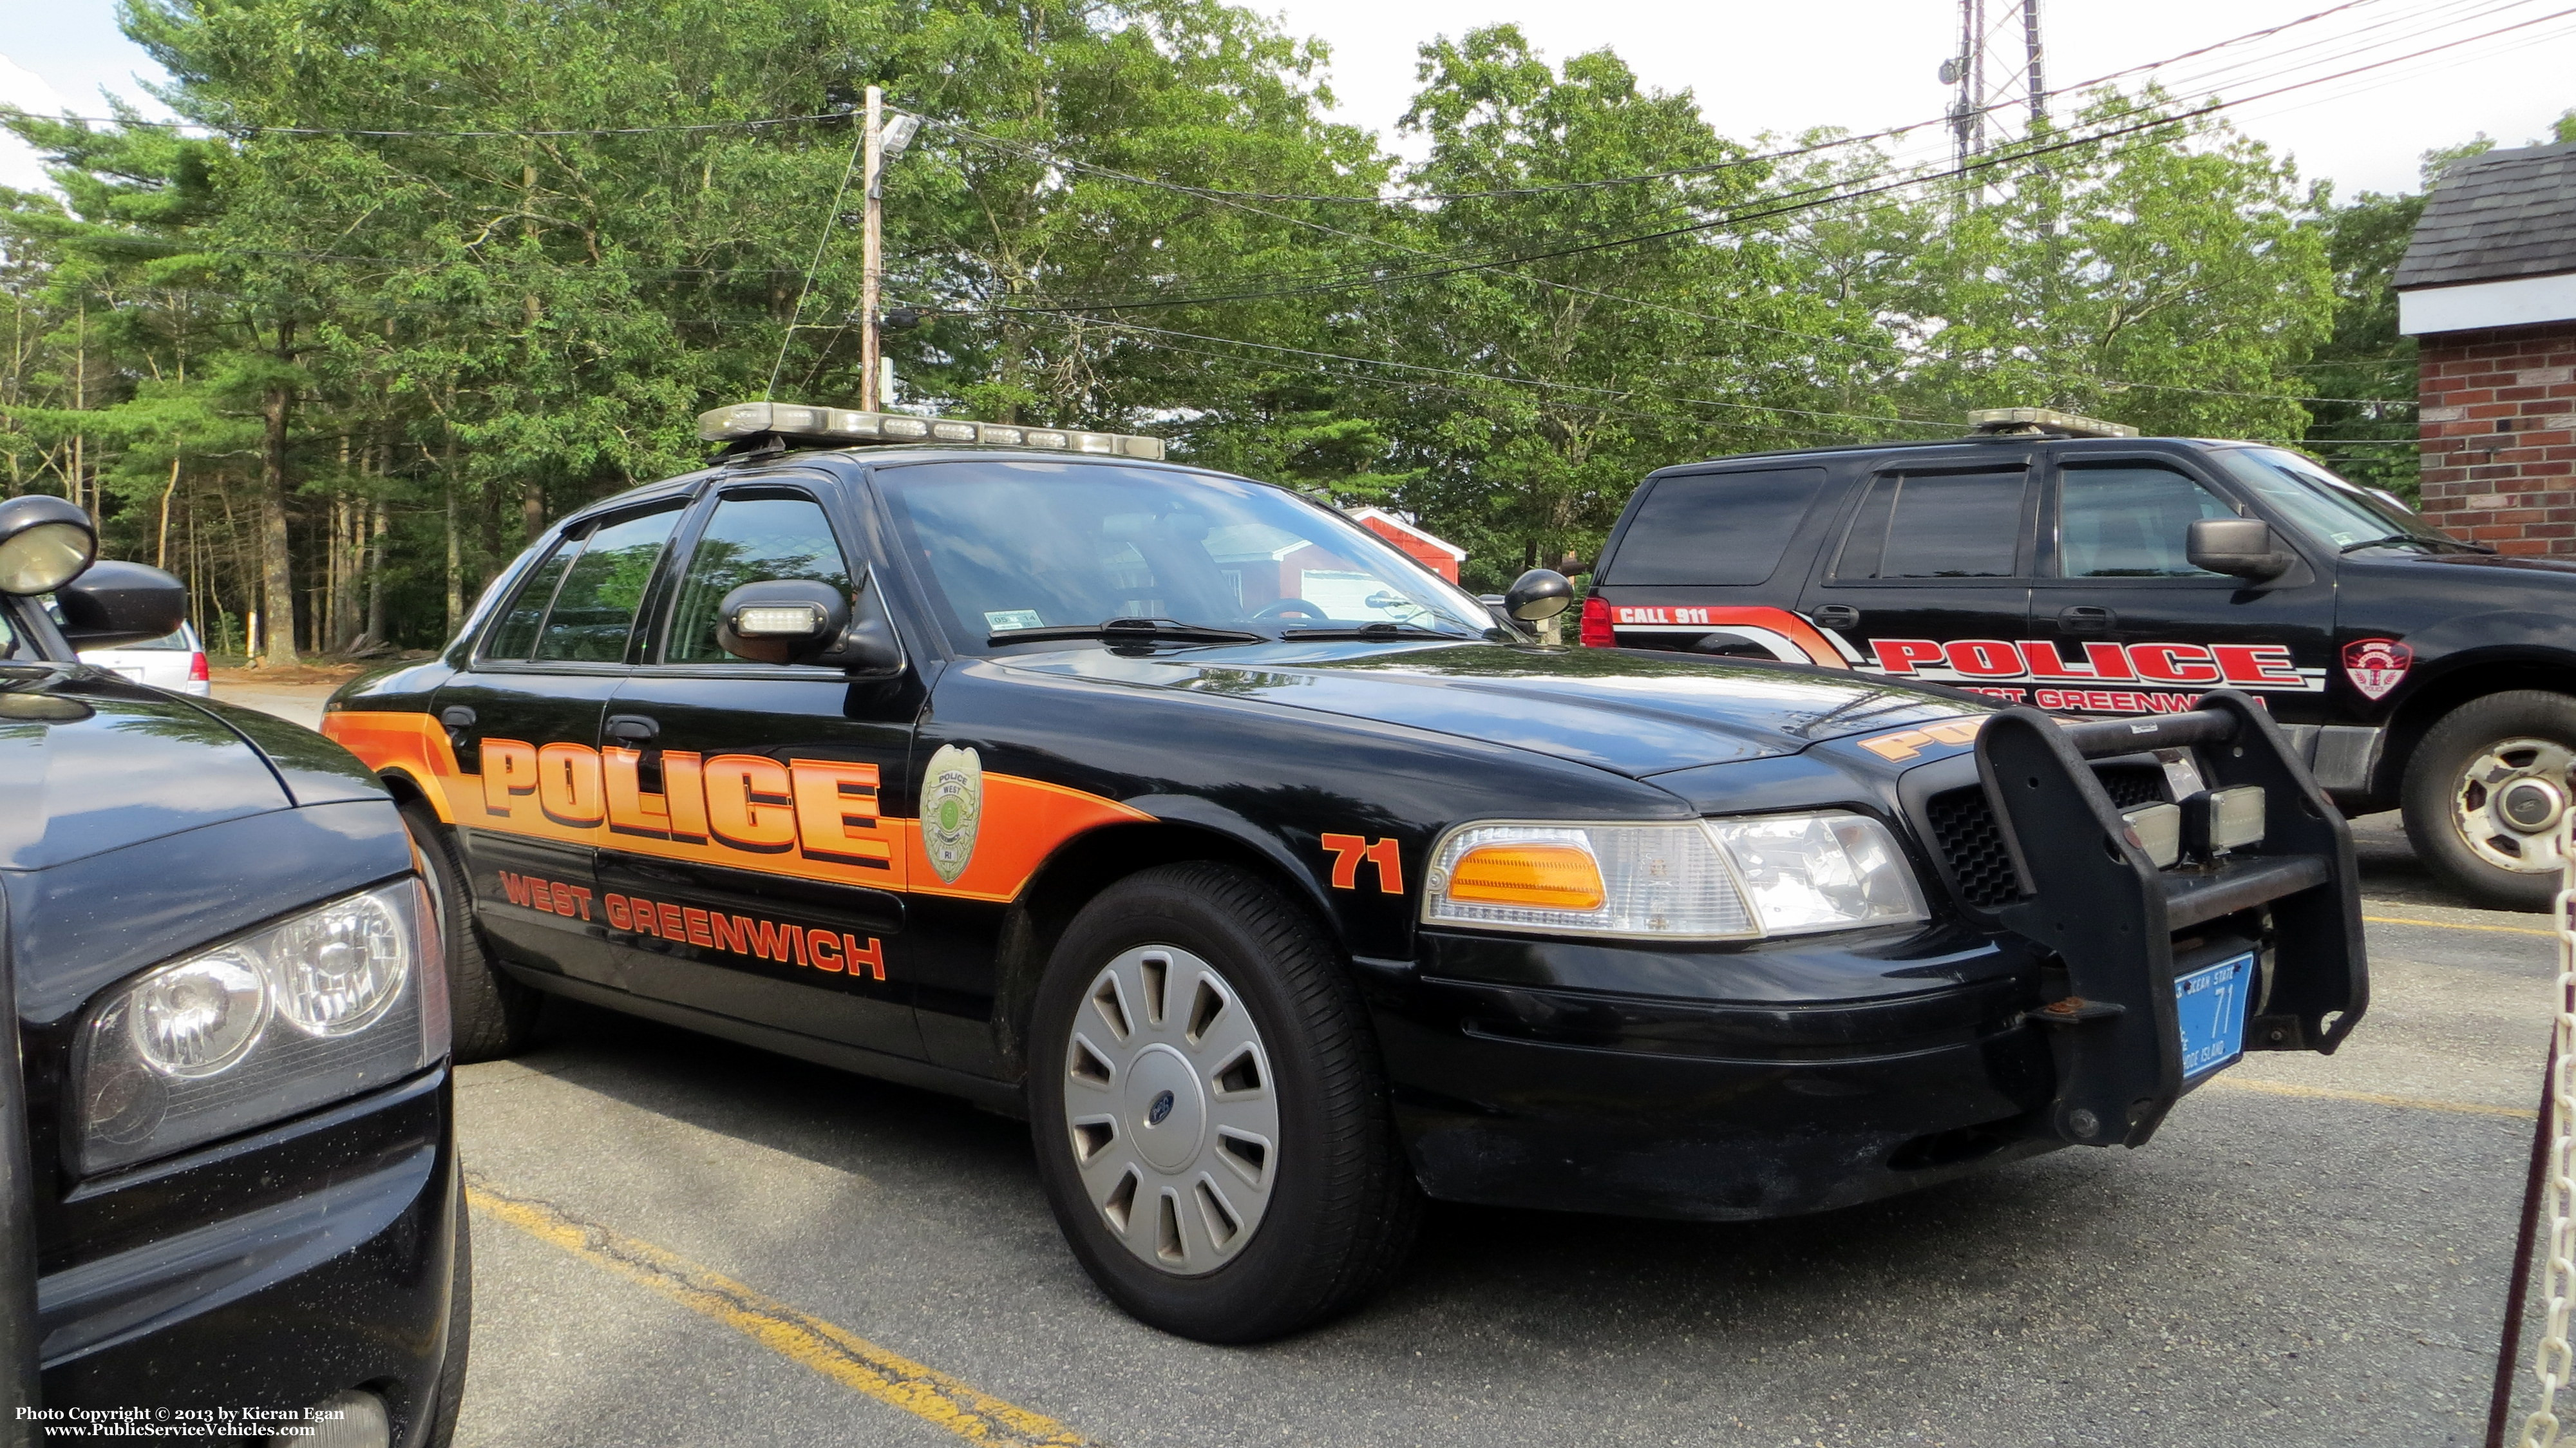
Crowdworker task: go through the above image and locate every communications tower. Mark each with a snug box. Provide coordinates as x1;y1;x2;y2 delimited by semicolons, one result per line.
1942;0;2047;184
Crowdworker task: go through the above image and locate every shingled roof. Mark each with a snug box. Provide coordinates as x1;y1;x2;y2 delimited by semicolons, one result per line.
2396;140;2576;291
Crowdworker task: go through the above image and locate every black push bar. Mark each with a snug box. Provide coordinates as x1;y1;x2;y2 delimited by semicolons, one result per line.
1973;689;2369;1150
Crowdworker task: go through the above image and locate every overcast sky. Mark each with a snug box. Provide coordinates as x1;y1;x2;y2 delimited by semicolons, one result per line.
5;0;2571;199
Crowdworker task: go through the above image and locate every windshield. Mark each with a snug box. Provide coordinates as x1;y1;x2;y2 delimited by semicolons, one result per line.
2217;446;2463;553
874;459;1493;651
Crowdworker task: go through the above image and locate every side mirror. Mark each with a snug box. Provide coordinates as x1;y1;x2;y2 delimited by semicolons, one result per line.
715;578;905;675
57;560;188;649
0;495;97;596
717;580;850;665
2186;518;2293;582
1502;568;1575;622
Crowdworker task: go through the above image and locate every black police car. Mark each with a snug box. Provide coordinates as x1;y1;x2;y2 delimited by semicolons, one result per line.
327;402;2366;1343
0;497;465;1443
1582;406;2576;910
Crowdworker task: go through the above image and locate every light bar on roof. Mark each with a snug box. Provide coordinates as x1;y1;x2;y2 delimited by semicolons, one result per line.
697;401;1166;460
1965;406;2139;439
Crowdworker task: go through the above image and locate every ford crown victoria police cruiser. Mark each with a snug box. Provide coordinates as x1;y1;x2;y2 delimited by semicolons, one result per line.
326;403;2369;1342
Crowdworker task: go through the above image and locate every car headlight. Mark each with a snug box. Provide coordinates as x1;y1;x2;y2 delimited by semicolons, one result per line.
1423;812;1927;941
72;879;449;1176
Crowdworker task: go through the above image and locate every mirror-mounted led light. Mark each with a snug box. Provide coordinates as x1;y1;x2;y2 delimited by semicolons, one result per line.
0;494;99;595
696;401;1165;459
2121;802;2183;868
735;604;827;637
2188;786;2266;853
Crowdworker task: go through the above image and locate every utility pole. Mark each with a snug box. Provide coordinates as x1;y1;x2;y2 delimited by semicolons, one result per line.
859;86;884;413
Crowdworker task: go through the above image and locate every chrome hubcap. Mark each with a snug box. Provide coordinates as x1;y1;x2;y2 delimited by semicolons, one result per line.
2452;736;2575;874
1063;946;1277;1276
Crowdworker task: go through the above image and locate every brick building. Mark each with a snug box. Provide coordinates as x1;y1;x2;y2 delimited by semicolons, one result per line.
2397;140;2576;555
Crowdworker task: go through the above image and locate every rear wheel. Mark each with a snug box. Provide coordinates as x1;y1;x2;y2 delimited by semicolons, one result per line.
401;799;540;1062
1028;863;1418;1342
2402;691;2576;911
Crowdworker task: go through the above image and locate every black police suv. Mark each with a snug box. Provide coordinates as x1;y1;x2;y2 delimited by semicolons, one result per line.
0;497;466;1444
326;401;2366;1343
1582;407;2576;911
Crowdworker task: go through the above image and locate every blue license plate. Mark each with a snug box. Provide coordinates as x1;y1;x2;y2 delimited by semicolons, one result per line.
2175;952;2255;1079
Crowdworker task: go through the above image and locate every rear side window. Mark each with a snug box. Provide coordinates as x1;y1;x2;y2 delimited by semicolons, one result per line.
484;542;576;660
533;506;685;662
1835;471;2028;579
1607;468;1826;585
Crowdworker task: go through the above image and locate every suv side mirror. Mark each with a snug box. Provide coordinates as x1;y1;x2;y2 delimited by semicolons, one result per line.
715;578;905;675
1503;568;1575;622
2186;518;2293;582
57;560;189;649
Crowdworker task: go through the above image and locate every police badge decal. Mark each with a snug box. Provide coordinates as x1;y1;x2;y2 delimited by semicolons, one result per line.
921;744;983;884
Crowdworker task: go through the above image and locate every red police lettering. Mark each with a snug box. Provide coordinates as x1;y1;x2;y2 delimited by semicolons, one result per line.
2082;642;2136;680
1946;640;2025;677
2131;643;2221;683
1871;639;1947;674
2213;643;2306;686
2019;640;2095;678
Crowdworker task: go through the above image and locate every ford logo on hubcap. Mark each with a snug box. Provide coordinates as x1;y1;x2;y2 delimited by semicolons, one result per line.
1147;1089;1175;1126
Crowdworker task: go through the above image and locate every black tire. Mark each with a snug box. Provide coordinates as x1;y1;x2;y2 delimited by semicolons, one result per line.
421;1178;473;1448
401;800;540;1062
2401;690;2576;911
1028;863;1419;1343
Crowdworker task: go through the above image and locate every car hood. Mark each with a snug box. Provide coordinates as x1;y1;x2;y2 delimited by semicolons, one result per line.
994;640;1984;777
0;665;375;872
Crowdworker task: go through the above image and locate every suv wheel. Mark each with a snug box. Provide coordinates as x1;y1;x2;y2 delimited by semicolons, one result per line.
401;800;540;1062
1028;863;1419;1342
2402;690;2576;911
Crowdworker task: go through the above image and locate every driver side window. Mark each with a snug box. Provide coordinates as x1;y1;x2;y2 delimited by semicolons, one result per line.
662;493;855;663
2057;466;2238;579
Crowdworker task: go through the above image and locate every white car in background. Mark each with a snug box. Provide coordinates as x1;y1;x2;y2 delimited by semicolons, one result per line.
77;620;211;695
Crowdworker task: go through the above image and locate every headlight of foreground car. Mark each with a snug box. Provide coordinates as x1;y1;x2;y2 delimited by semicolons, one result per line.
72;880;450;1175
1423;812;1927;941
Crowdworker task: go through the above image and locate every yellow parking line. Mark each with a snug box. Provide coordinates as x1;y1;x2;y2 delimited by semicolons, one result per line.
2206;1075;2535;1119
2363;913;2557;938
464;1174;1094;1447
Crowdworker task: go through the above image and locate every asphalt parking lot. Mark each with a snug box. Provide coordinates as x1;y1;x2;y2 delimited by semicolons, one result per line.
214;681;2566;1446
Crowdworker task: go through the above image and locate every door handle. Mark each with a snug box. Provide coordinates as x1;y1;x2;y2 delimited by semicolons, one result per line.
438;706;479;770
605;714;663;790
2059;605;2115;633
1813;605;1861;629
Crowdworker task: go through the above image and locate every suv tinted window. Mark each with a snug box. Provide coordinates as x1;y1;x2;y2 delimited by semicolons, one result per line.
1608;467;1826;584
484;540;576;660
531;504;685;663
1835;471;2027;579
664;493;853;663
2058;464;2235;578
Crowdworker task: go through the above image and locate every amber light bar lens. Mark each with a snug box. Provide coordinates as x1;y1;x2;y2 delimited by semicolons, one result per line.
1445;843;1607;911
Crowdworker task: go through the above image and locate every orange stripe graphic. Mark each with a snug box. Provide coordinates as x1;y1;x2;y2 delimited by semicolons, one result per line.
323;710;1150;902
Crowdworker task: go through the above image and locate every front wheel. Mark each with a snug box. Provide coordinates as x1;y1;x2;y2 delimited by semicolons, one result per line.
1028;863;1418;1342
401;800;540;1062
2401;691;2576;911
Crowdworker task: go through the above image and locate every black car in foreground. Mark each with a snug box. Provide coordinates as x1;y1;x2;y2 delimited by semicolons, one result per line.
1582;406;2576;910
327;403;2367;1343
0;497;464;1444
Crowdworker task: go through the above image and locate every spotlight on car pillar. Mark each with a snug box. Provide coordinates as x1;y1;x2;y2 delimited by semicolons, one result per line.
0;495;99;596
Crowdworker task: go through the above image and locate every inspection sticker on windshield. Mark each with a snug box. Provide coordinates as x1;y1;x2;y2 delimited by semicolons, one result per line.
984;609;1045;631
2176;952;2255;1079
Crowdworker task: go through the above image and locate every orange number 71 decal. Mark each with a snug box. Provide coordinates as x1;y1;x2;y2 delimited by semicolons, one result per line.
1320;834;1402;894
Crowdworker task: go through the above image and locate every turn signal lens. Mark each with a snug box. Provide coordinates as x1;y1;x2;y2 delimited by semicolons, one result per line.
1446;843;1606;911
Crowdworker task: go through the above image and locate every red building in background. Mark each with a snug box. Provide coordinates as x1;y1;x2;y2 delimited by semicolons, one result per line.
1345;507;1466;582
